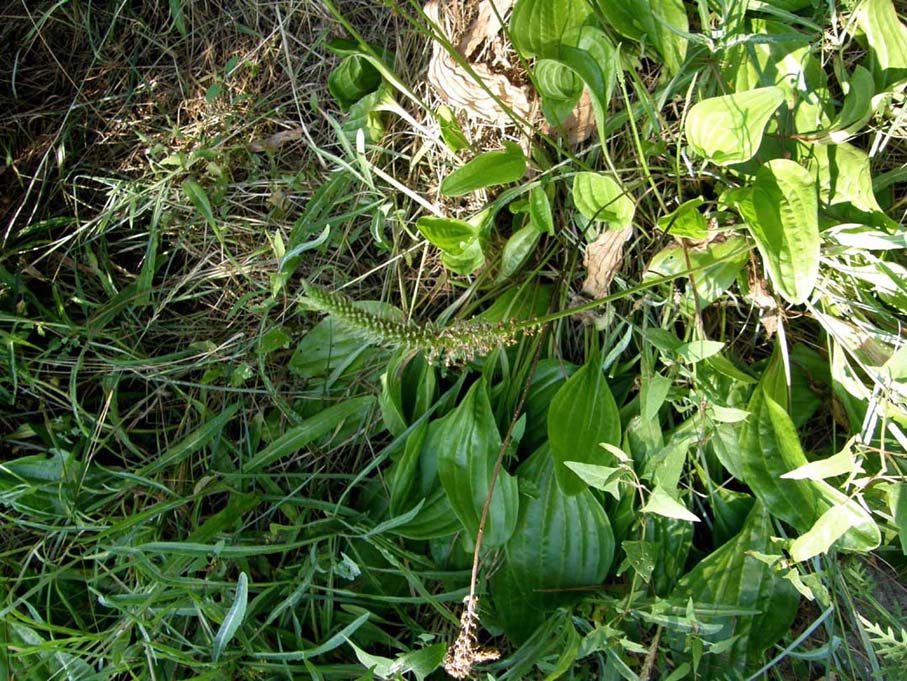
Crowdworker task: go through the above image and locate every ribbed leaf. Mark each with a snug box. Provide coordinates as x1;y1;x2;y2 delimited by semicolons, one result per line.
748;159;820;304
436;379;519;548
685;87;784;165
737;349;880;555
548;360;621;494
670;502;799;677
572;172;635;227
493;446;614;642
510;0;593;58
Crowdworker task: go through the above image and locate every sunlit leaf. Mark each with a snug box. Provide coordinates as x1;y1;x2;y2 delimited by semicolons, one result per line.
685;87;785;165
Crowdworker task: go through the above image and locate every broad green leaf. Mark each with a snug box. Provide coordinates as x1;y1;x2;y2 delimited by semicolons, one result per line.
258;326;291;354
648;515;694;596
670;502;800;677
642;485;701;523
492;446;614;642
676;339;725;364
780;447;859;481
855;0;907;89
548;360;621;494
641;373;672;421
529;186;555;235
510;0;594;58
344;85;389;142
622;540;657;582
440;141;526;197
737;349;879;554
522;360;577;453
656;197;708;239
499;224;541;280
212;572;248;662
572;172;635;227
564;461;625;500
748;158;820;304
737;350;821;530
436;105;470;151
437;379;519;547
685;87;785;165
441;235;486;275
800;65;875;143
328;55;382;110
805;142;883;214
535;58;583;100
644;236;749;307
887;483;907;554
379;351;436;437
347;640;446;681
593;0;688;75
416;216;476;253
723;20;831;142
789;504;860;562
533;27;616;148
535;59;585;126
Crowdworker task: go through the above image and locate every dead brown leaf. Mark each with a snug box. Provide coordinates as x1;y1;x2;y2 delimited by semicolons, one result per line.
582;226;634;299
425;0;534;126
249;128;304;153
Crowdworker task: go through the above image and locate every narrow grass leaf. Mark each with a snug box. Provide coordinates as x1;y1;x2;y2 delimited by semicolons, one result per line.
182;179;217;228
252;613;370;660
142;404;239;476
244;397;373;472
212;572;248;662
169;0;187;36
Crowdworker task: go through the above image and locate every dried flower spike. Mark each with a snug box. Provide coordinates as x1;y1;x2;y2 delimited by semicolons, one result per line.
444;595;500;679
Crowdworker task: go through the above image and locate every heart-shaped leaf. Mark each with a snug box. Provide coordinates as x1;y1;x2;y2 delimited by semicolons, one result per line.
572;172;635;227
685;86;785;165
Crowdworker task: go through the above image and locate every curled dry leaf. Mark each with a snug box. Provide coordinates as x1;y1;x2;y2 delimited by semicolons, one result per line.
542;89;597;147
747;263;779;339
249;128;305;153
582;226;634;299
424;0;534;126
